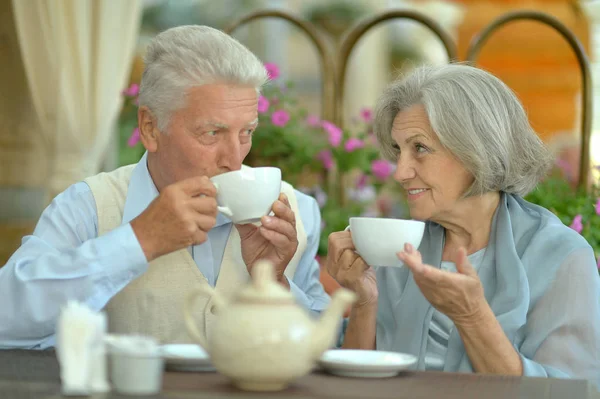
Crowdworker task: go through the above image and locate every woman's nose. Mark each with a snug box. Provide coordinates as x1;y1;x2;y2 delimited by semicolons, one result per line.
393;156;416;183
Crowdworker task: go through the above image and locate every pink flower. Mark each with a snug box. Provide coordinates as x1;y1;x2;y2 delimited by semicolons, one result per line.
595;198;600;216
367;132;377;145
377;195;394;215
306;115;320;127
314;186;327;208
127;127;140;147
555;158;573;180
271;109;290;127
360;107;373;123
570;214;583;234
317;150;333;170
122;83;139;97
258;96;270;113
344;138;365;152
356;174;368;189
265;63;280;80
371;159;395;181
322;120;342;147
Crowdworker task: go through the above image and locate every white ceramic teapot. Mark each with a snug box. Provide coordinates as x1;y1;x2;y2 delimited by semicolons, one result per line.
183;260;356;391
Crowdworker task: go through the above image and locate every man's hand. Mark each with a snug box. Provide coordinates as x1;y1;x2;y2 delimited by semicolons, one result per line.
236;193;298;287
131;176;218;262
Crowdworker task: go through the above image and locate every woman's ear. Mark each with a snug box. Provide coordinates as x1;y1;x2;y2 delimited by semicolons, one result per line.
138;106;160;152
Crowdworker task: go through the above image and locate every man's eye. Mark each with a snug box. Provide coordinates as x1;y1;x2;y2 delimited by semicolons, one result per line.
242;129;254;136
207;131;217;137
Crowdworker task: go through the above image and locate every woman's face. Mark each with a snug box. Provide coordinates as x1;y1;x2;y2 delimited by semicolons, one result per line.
391;104;474;223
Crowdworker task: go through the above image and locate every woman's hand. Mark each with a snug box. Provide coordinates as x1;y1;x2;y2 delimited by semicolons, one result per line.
397;243;486;327
326;231;378;308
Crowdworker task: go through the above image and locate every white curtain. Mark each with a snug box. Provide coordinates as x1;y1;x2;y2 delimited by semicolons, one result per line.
12;0;142;197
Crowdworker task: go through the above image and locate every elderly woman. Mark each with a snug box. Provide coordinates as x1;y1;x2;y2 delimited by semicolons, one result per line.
327;64;600;384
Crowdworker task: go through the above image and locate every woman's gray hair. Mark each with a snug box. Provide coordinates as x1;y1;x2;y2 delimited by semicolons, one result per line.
373;64;553;197
138;25;268;132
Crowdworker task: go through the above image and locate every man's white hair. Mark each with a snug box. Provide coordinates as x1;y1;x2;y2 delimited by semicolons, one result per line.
138;25;268;132
374;64;553;197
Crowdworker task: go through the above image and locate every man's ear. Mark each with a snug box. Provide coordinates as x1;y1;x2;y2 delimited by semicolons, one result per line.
138;106;161;152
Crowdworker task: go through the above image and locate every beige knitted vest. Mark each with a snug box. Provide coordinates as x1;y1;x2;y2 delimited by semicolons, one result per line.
84;164;307;343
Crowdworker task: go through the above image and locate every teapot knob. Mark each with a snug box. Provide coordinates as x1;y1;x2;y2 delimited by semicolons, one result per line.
252;260;275;290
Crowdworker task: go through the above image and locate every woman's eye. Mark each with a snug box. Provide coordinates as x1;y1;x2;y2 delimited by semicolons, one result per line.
416;143;428;153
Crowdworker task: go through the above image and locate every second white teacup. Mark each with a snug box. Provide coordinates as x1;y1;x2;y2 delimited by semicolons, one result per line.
348;217;425;267
210;167;282;224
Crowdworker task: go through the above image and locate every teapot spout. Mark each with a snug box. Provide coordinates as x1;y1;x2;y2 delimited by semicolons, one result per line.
311;288;356;359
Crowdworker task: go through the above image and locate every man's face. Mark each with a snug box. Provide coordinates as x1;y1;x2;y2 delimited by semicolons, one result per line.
140;84;258;190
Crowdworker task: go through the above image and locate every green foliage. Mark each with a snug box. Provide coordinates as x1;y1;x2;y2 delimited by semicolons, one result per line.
245;81;325;185
117;74;599;266
250;76;403;255
303;0;367;25
118;86;144;166
115;67;407;257
525;168;600;263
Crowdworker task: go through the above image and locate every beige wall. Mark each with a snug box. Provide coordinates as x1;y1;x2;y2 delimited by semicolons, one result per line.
0;2;49;265
455;0;590;141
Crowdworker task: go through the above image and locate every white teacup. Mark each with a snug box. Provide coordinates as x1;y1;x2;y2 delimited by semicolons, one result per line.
347;217;425;267
210;167;282;224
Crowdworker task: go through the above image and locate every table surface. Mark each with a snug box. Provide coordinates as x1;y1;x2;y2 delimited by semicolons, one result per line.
1;350;598;399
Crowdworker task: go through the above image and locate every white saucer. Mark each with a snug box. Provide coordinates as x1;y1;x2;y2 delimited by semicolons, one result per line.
160;344;215;372
318;349;417;378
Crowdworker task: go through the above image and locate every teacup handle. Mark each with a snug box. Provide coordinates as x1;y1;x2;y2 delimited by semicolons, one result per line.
183;286;226;352
211;182;233;218
344;226;350;232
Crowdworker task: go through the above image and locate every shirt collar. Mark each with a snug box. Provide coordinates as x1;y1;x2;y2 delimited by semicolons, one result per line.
121;151;232;227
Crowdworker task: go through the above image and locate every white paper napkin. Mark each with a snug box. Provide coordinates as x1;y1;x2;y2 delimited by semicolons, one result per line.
55;301;109;396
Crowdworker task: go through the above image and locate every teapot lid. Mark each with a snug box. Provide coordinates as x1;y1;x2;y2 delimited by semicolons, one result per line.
237;260;295;304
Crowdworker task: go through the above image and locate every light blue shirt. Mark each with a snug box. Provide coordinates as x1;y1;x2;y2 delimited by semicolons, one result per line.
0;154;330;349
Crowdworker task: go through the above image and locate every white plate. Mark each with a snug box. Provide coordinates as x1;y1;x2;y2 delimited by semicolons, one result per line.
318;349;417;378
160;344;215;372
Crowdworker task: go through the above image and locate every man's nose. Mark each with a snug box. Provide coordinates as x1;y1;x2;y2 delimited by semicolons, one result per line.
219;136;243;171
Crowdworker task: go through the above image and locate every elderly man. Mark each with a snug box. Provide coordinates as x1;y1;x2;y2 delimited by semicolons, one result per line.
0;25;329;349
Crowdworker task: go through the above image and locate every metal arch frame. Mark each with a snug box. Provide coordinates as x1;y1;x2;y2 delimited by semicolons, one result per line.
225;8;592;192
335;10;458;126
466;10;592;191
224;10;336;122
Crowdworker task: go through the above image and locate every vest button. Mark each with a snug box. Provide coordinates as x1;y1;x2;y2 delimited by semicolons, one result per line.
210;305;217;314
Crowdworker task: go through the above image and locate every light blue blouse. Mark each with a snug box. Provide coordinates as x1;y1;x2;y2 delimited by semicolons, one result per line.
424;249;485;371
375;193;600;389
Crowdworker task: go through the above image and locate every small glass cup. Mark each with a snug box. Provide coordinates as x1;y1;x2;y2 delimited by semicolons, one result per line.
106;334;163;395
110;351;164;395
